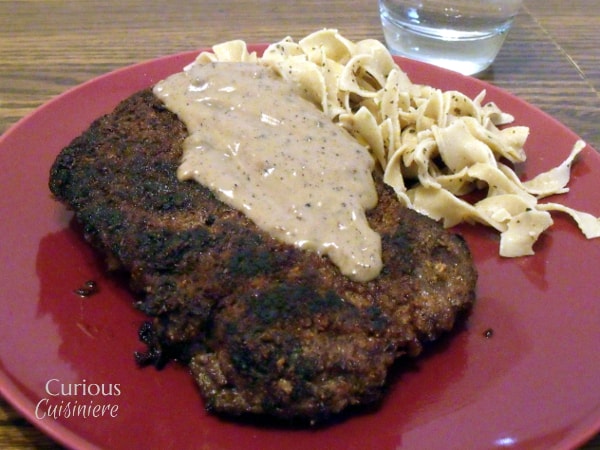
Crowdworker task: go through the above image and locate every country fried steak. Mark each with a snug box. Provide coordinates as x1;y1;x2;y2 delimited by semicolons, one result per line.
49;88;477;422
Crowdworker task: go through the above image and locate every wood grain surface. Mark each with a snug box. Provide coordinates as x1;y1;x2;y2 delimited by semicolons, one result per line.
1;0;599;448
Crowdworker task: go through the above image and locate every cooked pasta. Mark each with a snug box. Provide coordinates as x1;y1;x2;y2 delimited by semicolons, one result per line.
185;29;600;257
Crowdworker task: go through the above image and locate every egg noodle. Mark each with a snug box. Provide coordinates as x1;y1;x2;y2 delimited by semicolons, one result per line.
189;29;600;257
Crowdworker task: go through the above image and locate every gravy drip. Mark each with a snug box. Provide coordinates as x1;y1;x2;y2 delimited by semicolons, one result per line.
153;62;382;281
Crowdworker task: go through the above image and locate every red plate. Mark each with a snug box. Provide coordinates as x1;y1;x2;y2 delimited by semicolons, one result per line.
1;45;599;450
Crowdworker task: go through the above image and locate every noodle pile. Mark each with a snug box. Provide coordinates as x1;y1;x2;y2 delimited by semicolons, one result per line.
187;29;600;257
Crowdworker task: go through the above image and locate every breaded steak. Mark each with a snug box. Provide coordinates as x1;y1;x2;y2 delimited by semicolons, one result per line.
49;88;477;422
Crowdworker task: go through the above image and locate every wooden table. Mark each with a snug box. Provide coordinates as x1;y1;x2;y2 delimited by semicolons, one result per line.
1;0;598;448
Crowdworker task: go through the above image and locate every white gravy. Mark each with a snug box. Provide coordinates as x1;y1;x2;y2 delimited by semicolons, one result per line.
153;62;382;281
